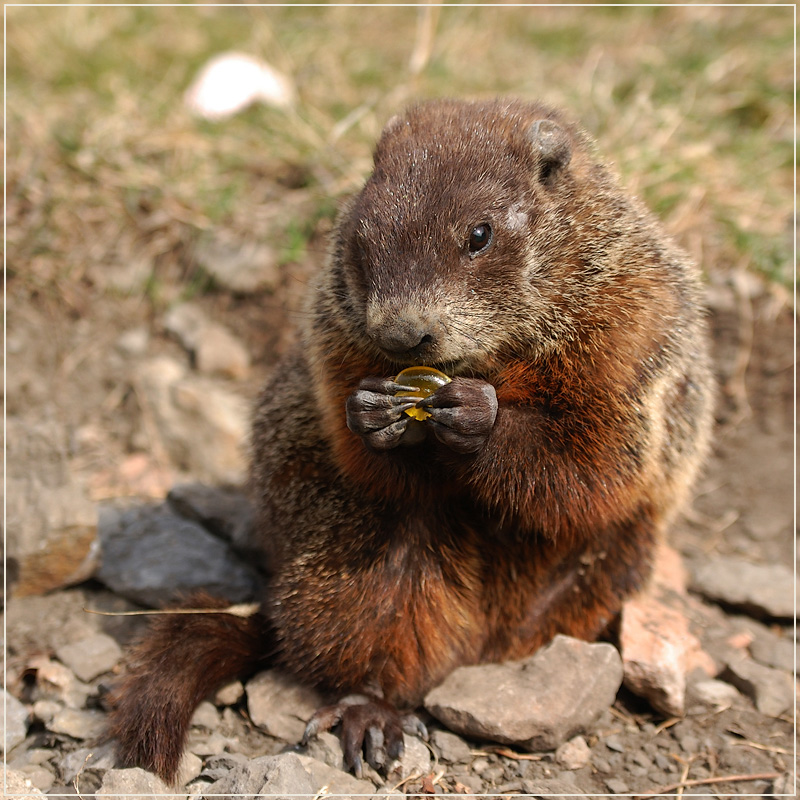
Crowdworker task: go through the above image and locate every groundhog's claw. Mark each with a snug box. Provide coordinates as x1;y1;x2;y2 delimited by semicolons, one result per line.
346;378;420;450
302;697;405;777
423;377;498;453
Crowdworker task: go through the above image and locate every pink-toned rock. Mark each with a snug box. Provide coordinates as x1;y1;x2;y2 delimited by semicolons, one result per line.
620;590;713;717
649;541;689;594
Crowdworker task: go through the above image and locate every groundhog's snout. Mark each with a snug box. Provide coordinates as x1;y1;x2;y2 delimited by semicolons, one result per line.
366;304;445;361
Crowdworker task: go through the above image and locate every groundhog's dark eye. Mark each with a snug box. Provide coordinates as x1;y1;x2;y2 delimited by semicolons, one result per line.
468;224;492;254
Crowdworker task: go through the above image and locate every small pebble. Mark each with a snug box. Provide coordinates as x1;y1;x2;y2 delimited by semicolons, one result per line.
555;735;591;770
593;756;612;774
191;700;221;730
481;764;505;782
654;752;673;771
56;633;123;683
606;778;630;794
692;678;741;707
430;729;472;763
604;735;625;752
17;764;55;793
679;733;700;753
48;708;106;740
31;700;61;724
470;756;492;774
214;680;245;707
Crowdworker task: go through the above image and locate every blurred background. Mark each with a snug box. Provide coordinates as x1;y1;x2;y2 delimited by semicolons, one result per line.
5;4;794;593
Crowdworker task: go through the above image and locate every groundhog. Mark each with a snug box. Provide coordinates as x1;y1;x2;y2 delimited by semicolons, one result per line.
108;98;714;782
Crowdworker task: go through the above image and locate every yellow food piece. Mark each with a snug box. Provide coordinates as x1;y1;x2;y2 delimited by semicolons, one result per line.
394;366;451;421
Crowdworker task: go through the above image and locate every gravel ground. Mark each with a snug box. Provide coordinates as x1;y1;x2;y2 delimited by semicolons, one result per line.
4;264;795;799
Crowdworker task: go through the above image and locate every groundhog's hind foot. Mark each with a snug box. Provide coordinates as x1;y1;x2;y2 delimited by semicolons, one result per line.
302;696;413;778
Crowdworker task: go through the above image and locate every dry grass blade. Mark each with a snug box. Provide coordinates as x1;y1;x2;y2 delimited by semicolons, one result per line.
83;603;260;618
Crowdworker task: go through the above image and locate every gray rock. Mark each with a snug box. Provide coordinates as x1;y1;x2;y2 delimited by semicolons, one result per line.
202;753;316;798
177;751;204;786
606;777;630;794
191;700;222;730
690;678;741;708
522;776;590;796
167;482;254;548
430;729;472;763
689;556;793;619
771;772;797;795
31;699;61;724
5;589;99;656
27;655;92;709
96;503;259;606
397;731;431;777
749;629;795;672
194;322;251;379
214;679;246;707
116;326;150;356
16;764;55;793
301;730;345;770
1;766;48;799
296;754;378;796
246;669;323;743
720;656;794;717
60;743;117;783
188;730;229;758
5;418;98;595
47;707;107;740
555;735;591;770
163;301;209;347
55;632;122;682
424;635;623;752
2;689;30;752
96;767;171;799
164;302;251;379
194;233;281;293
132;356;248;485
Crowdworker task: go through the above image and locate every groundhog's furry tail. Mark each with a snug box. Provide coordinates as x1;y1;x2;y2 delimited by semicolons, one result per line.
106;591;275;784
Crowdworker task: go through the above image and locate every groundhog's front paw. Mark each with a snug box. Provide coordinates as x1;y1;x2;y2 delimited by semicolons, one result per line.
346;377;423;450
421;377;498;454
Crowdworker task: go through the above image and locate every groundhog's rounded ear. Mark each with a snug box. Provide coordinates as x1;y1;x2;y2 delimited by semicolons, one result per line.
528;119;572;183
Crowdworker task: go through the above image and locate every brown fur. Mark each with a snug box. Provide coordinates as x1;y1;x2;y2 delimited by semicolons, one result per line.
109;98;713;782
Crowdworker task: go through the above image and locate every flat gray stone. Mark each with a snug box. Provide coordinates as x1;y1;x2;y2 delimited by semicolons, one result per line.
425;635;623;752
297;754;378;796
55;632;122;682
203;753;316;798
5;418;98;596
132;356;248;485
96;767;171;799
721;656;794;717
246;669;324;743
1;766;47;799
193;233;280;293
2;689;29;752
96;503;259;607
430;729;472;764
689;556;793;619
167;482;254;548
47;707;106;740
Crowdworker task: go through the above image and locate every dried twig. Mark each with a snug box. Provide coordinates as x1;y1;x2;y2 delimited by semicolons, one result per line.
470;745;544;761
732;739;791;755
636;771;782;798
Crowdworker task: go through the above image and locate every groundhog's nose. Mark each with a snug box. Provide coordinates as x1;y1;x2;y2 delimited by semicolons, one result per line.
366;307;440;359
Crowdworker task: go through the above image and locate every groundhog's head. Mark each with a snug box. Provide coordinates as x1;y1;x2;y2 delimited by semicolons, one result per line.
329;99;639;374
